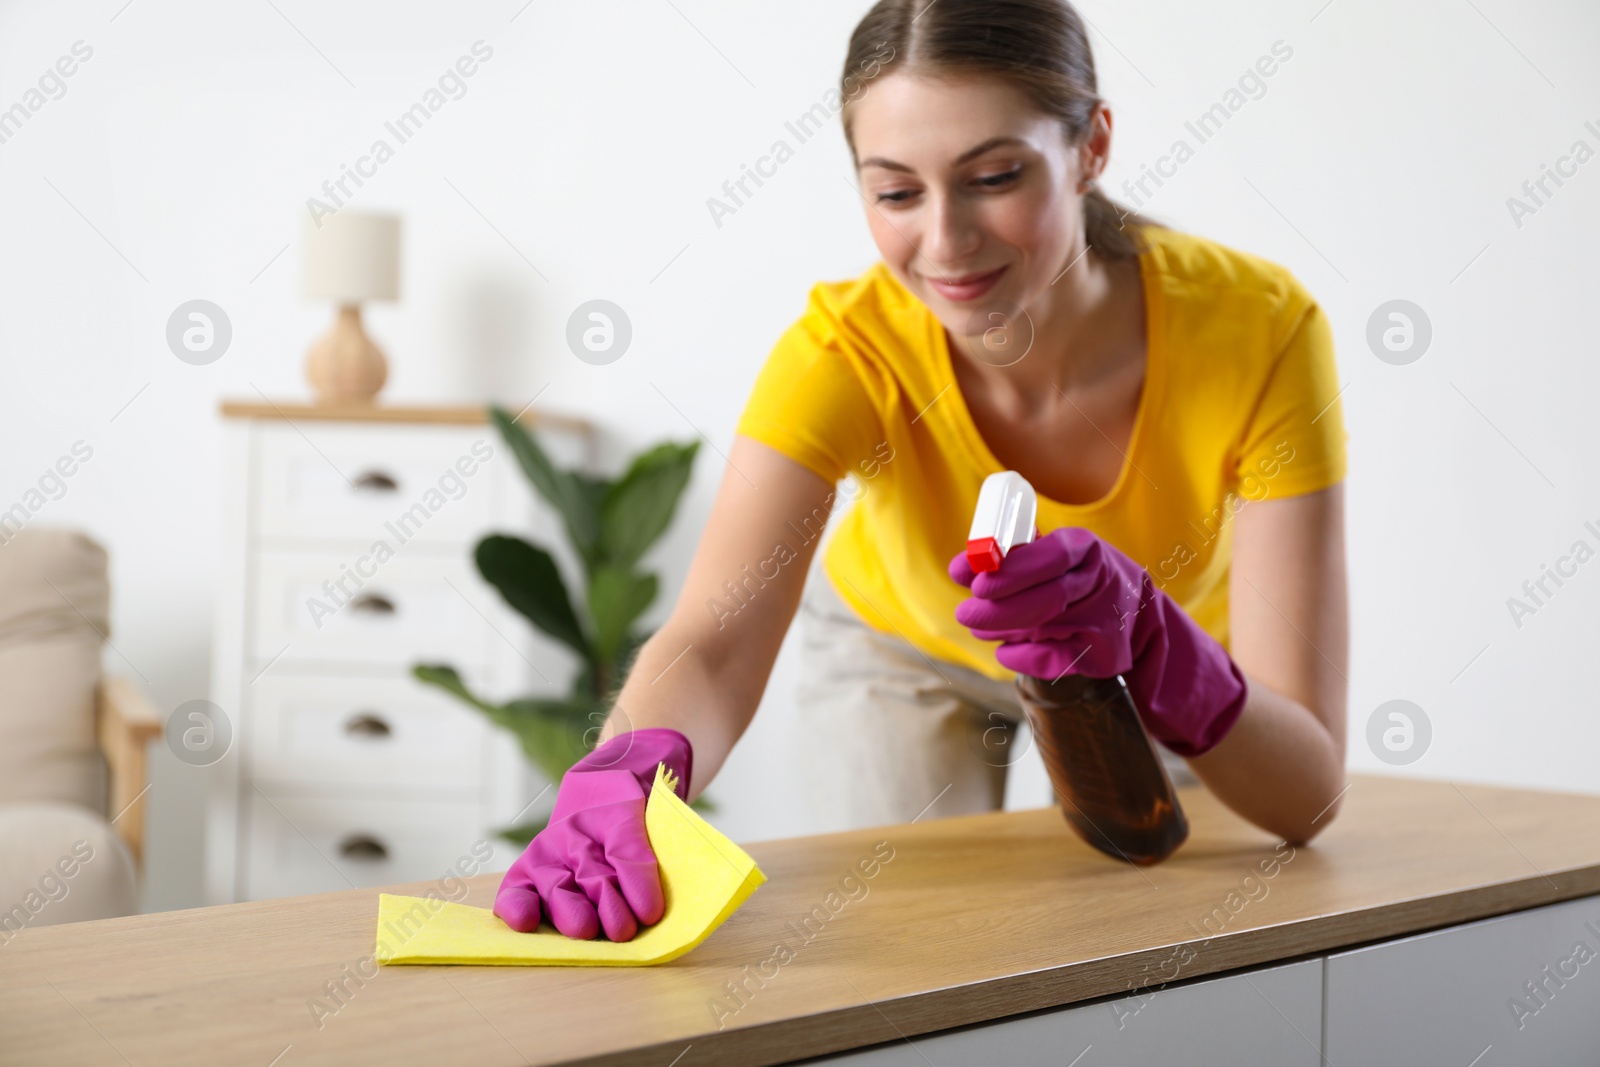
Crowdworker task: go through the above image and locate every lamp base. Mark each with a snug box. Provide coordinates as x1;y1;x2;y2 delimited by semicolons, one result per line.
306;304;387;404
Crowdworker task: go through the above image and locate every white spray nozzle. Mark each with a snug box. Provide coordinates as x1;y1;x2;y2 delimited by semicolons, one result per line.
966;471;1038;573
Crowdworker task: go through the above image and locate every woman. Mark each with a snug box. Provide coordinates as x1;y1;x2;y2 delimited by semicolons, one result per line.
495;0;1349;942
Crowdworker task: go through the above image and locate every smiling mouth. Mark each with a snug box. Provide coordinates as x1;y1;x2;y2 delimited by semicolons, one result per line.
925;265;1007;302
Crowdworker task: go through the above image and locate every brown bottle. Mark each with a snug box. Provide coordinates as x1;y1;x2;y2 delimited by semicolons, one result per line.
1016;672;1189;865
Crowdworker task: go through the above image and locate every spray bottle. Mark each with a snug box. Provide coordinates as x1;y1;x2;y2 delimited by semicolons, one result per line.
967;471;1189;865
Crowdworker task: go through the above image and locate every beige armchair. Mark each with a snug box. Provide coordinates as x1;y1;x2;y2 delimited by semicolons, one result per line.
0;528;159;937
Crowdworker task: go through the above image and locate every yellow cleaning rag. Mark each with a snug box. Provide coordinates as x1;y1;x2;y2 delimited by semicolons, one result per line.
375;763;766;966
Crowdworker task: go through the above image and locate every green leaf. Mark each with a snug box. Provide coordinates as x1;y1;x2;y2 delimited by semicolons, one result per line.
586;566;657;667
487;696;597;784
416;664;600;787
494;819;545;848
412;663;495;712
570;659;602;702
414;665;718;842
570;472;611;570
474;535;591;659
598;441;700;569
489;407;604;563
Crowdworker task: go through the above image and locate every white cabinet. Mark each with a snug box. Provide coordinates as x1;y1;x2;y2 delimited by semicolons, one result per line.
250;549;500;668
207;406;590;903
810;959;1324;1065
242;794;487;899
246;674;493;791
254;426;500;544
1325;893;1600;1066
806;890;1600;1064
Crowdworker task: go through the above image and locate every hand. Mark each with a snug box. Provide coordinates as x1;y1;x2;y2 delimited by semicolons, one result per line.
494;728;692;940
949;527;1248;757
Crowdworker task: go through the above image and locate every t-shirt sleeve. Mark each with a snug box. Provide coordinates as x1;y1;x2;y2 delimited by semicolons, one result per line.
734;288;886;485
1234;292;1348;499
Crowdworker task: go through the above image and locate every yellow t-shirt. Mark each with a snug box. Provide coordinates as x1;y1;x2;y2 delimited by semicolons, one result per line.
734;225;1348;682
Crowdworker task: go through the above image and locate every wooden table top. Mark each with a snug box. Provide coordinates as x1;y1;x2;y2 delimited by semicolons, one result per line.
6;773;1600;1066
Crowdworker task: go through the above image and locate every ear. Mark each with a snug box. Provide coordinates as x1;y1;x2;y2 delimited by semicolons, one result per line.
1075;102;1114;192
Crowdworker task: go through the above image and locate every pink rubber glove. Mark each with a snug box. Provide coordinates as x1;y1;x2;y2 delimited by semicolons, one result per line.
950;527;1248;757
494;727;692;940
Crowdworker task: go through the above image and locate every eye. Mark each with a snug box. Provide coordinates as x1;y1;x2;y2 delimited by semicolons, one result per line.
873;188;918;204
974;167;1022;188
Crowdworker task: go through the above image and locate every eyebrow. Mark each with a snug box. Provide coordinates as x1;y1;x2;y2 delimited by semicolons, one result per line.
859;136;1030;172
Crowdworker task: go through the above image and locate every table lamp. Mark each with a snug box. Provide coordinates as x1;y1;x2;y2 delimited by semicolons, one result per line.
300;211;401;404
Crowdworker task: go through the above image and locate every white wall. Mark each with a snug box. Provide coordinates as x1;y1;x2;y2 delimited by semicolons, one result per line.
2;0;1596;912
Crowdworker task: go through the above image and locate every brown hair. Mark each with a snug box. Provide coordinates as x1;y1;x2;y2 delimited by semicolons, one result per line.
839;0;1153;261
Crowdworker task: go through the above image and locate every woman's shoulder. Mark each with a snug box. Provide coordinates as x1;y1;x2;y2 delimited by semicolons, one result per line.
760;262;921;411
793;261;921;346
1138;224;1317;331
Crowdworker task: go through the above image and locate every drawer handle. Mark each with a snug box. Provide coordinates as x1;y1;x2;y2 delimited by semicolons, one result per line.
353;470;399;492
344;712;392;739
338;834;389;862
349;593;396;616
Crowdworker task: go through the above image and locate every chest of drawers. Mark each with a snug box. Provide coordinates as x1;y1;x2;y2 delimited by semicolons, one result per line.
207;401;593;903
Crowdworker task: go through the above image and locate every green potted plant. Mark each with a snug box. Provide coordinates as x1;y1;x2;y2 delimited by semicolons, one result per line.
415;406;704;845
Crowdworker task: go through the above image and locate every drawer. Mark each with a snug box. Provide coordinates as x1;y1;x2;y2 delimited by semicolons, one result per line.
247;673;493;792
1325;892;1600;1065
251;550;503;669
254;422;503;545
243;793;490;900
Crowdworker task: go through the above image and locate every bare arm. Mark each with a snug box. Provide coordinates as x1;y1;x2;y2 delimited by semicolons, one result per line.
598;435;836;801
1186;481;1350;843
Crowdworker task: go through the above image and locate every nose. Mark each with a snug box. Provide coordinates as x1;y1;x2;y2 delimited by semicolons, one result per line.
919;188;982;271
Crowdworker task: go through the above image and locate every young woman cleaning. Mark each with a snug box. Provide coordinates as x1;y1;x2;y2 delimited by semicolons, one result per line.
494;0;1349;942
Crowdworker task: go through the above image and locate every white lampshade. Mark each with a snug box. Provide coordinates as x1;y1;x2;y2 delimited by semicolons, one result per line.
300;211;401;303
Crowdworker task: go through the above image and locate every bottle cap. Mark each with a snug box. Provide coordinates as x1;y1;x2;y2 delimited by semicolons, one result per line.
966;471;1038;573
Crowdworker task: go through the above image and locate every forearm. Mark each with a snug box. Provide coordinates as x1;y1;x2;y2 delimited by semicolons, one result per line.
1189;482;1349;844
591;437;833;802
596;622;759;804
1184;672;1346;844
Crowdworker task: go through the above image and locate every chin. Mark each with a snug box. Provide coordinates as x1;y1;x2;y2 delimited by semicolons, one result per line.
946;285;1031;340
